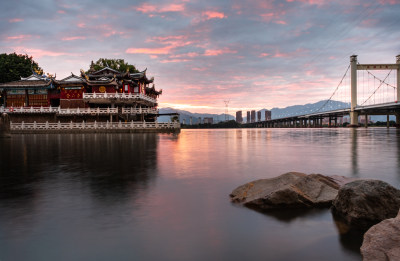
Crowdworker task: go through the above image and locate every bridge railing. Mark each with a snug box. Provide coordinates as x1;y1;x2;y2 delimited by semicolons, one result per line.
10;121;180;130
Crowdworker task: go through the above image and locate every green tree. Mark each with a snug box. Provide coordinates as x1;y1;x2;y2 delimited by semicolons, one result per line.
0;53;42;83
89;58;139;73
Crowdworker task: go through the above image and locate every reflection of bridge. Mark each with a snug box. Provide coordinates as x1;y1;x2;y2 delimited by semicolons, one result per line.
244;55;400;128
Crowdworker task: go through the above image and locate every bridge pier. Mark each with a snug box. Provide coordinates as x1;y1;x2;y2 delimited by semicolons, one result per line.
349;55;359;127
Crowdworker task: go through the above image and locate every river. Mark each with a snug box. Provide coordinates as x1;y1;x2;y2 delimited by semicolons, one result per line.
0;128;399;260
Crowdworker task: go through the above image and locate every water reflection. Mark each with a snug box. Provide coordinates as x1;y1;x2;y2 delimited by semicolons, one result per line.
350;129;359;177
0;129;399;261
331;210;364;255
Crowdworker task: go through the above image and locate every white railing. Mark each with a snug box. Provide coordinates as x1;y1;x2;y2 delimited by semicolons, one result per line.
122;107;158;114
83;92;157;104
11;121;180;131
58;107;118;115
0;106;156;115
0;106;59;114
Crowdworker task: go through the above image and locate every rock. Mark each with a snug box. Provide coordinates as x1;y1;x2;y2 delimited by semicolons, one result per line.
361;210;400;261
230;172;348;209
332;180;400;230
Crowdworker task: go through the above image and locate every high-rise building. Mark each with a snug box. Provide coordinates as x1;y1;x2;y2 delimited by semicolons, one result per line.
204;117;213;124
236;111;243;123
265;110;272;121
247;111;250;123
257;111;261;122
251;110;256;123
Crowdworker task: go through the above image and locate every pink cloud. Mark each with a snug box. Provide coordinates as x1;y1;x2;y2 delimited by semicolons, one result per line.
378;0;400;4
202;11;227;20
135;3;185;14
13;47;68;58
57;10;66;14
9;18;23;23
6;35;32;40
126;46;173;55
204;48;237;56
131;35;194;57
77;23;86;28
259;53;270;57
286;0;327;6
275;20;287;25
191;67;208;71
61;36;86;41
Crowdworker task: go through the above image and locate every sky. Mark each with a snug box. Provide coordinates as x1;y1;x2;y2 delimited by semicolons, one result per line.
1;0;399;114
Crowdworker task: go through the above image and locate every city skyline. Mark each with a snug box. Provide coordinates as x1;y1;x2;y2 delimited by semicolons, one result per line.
1;0;399;113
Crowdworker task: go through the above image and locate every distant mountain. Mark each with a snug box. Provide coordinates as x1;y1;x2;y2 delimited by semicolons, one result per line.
158;100;394;123
158;108;234;124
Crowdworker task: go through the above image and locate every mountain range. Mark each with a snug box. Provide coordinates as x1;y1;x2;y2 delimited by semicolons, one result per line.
158;100;393;123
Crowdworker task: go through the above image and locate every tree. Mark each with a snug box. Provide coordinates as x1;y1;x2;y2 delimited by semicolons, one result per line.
89;58;139;73
0;53;42;83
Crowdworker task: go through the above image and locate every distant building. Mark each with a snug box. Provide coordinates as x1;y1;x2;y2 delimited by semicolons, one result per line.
247;111;250;123
251;110;256;123
204;117;213;124
198;117;202;124
257;111;261;122
265;110;271;121
236;111;243;123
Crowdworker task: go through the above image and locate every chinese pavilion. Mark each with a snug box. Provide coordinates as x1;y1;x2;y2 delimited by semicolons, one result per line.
0;65;163;123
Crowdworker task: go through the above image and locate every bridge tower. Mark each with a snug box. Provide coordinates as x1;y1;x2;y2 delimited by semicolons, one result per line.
350;55;400;127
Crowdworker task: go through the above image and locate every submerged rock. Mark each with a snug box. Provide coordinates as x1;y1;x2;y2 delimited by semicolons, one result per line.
230;172;349;209
332;180;400;230
361;210;400;261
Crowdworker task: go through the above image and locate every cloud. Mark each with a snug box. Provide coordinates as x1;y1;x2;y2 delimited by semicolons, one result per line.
126;47;173;55
135;3;185;15
8;18;23;23
12;47;68;58
202;11;227;20
6;35;32;41
61;36;86;41
204;48;237;56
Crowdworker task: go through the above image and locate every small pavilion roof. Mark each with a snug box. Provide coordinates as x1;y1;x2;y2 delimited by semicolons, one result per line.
0;74;54;90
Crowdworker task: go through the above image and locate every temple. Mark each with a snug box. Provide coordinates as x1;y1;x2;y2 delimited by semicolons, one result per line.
0;65;178;133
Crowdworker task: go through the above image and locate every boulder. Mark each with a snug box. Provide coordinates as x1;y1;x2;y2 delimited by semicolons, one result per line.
332;180;400;230
361;210;400;261
230;172;349;209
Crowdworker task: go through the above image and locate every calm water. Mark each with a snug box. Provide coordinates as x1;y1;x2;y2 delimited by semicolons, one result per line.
1;128;399;261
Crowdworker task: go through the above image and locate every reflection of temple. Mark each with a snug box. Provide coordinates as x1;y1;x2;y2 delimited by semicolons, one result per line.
0;65;162;123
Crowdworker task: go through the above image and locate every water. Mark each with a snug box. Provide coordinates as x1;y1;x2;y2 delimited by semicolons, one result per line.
0;128;399;261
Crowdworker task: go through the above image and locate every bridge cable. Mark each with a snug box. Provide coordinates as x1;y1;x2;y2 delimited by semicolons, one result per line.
314;64;351;113
361;70;393;106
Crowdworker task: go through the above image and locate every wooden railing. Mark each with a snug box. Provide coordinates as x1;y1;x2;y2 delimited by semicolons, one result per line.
83;93;157;104
11;121;180;130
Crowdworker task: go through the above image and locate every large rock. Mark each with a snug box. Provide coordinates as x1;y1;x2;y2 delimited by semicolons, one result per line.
230;172;348;209
332;180;400;230
361;210;400;261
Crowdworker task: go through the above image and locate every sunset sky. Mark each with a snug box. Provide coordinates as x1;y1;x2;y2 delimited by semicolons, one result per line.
1;0;399;113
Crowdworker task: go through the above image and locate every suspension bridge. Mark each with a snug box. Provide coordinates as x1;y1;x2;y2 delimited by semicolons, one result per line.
245;54;400;128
